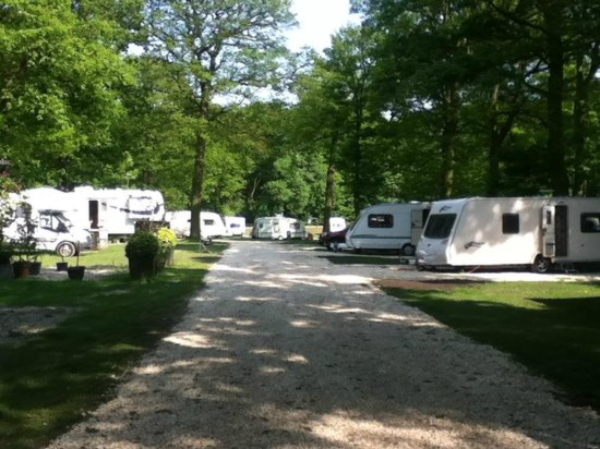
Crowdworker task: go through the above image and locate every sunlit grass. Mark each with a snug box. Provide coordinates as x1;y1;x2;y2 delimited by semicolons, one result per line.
384;281;600;412
0;242;227;449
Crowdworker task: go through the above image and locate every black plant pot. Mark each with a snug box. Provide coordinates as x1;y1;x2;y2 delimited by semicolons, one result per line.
128;257;156;281
56;262;68;272
30;261;42;275
67;266;85;281
13;261;32;279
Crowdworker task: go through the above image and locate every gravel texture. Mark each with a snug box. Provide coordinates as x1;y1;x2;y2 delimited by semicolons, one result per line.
47;241;600;449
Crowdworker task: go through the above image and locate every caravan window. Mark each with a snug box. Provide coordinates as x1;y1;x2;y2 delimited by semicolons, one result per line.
368;214;393;228
502;214;520;234
423;214;456;239
203;219;215;226
581;213;600;233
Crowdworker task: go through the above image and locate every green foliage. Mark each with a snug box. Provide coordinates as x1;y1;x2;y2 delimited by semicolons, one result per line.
124;232;159;259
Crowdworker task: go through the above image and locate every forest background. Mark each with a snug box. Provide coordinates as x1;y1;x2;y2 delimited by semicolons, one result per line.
1;0;599;236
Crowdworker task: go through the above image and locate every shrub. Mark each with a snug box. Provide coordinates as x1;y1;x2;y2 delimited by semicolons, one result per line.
157;227;177;252
125;232;159;260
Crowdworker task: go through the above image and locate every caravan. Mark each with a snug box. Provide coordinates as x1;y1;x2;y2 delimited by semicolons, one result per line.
416;197;600;272
166;210;227;240
224;216;246;237
345;203;430;255
251;216;307;240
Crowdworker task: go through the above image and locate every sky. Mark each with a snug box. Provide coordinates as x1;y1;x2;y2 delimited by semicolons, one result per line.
285;0;358;53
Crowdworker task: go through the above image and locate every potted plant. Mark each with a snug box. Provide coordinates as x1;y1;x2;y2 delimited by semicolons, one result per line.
155;227;177;272
66;243;85;280
11;203;40;278
56;252;68;271
125;231;159;281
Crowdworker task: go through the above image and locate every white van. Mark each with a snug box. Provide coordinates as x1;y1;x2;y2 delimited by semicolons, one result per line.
345;203;430;256
416;197;600;272
2;196;92;257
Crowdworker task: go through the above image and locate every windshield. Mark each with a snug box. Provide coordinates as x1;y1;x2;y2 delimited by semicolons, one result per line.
423;214;456;239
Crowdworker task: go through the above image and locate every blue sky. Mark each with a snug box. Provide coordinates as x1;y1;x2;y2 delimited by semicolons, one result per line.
286;0;357;53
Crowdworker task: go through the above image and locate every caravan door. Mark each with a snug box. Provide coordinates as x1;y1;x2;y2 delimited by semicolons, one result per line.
541;205;556;258
410;208;430;246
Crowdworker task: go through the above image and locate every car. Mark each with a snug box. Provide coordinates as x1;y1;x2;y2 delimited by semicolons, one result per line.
321;227;349;251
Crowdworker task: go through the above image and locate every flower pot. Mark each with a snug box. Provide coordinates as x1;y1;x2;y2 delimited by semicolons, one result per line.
56;262;69;272
30;261;42;275
13;261;32;279
128;257;156;280
67;266;85;281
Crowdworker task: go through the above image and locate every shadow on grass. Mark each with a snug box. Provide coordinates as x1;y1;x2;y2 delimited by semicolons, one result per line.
384;285;600;412
0;261;217;449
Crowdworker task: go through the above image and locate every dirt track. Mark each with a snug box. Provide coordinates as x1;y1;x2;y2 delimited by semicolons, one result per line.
48;241;600;449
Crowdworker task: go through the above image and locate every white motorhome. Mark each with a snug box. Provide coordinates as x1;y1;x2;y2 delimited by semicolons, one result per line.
416;197;600;272
224;216;246;237
69;186;166;239
4;189;92;257
345;203;430;256
251;216;307;240
166;210;227;240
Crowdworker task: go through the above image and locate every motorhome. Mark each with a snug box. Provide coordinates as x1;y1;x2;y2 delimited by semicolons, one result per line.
69;186;166;240
3;189;92;257
345;203;430;256
251;216;307;240
224;216;246;238
416;197;600;272
166;210;227;240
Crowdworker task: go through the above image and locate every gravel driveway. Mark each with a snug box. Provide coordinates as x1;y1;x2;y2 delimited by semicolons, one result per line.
48;241;600;449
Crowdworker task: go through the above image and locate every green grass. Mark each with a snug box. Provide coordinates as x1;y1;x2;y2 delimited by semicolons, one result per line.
384;282;600;412
0;242;226;449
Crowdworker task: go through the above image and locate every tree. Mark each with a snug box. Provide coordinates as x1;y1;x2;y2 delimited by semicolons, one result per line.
145;0;294;238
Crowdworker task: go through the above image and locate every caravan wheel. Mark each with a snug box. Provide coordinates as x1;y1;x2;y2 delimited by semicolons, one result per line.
56;242;77;258
532;255;552;273
401;244;415;257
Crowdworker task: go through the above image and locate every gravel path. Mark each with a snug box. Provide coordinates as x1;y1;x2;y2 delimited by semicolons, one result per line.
48;241;600;449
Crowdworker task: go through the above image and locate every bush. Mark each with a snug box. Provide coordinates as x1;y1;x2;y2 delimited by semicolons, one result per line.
157;227;177;254
125;232;159;260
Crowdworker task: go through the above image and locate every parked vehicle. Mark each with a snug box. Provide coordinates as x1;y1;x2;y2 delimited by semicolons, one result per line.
3;190;92;257
416;197;600;272
252;216;307;240
323;228;349;251
318;217;348;245
345;203;430;256
166;210;227;240
224;216;246;237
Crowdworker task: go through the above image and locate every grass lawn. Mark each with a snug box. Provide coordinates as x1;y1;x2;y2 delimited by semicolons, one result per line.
384;281;600;413
0;242;226;449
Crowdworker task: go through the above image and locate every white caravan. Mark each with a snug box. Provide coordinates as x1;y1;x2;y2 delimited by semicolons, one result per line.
345;203;430;256
224;216;246;237
4;189;92;257
416;197;600;272
166;210;227;240
328;217;347;232
252;216;307;240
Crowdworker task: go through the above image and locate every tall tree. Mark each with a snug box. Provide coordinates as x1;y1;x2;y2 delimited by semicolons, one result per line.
145;0;294;238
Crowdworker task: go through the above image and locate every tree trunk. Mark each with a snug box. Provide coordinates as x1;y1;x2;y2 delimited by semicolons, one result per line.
440;83;459;198
544;10;569;195
323;152;337;234
189;131;207;239
573;54;588;195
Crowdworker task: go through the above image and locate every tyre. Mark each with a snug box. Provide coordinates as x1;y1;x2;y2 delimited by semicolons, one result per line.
56;241;77;258
532;255;551;273
401;244;415;257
